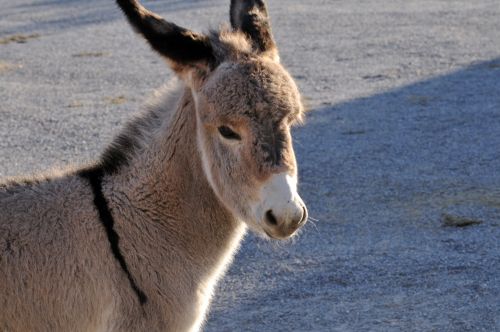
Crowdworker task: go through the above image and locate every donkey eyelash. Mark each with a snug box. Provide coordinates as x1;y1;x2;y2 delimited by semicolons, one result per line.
218;126;241;140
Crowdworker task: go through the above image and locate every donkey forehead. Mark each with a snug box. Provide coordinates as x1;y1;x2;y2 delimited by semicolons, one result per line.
201;60;303;122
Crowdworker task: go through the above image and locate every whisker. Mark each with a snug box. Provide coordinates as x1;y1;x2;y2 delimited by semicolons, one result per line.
306;218;319;232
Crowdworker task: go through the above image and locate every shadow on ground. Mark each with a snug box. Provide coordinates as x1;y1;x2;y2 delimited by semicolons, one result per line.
206;58;500;331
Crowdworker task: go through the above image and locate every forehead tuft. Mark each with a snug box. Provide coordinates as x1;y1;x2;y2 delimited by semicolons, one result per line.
202;59;303;121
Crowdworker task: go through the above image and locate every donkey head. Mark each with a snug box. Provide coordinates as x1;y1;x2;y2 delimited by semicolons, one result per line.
117;0;307;239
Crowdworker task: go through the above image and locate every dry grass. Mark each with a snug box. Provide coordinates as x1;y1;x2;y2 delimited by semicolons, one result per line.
341;129;368;136
72;52;110;58
408;94;434;107
0;33;40;45
0;61;21;73
105;96;127;105
66;101;84;108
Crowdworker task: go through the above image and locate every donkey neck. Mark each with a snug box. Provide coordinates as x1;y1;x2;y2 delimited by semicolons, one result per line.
104;84;246;281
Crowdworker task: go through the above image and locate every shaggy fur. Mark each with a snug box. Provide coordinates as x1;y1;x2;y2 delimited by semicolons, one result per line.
0;1;307;331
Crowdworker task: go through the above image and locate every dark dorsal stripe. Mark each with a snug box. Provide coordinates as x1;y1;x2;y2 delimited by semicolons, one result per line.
80;168;147;305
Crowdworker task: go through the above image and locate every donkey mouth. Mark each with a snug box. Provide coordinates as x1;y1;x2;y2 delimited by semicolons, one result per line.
263;224;301;240
264;229;280;240
264;230;287;240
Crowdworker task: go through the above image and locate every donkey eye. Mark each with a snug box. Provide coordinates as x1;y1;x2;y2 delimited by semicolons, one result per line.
218;126;241;140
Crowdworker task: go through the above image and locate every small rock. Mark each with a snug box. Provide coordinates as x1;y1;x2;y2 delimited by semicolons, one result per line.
441;213;482;227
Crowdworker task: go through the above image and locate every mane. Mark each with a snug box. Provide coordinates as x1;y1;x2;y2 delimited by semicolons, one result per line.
82;80;185;176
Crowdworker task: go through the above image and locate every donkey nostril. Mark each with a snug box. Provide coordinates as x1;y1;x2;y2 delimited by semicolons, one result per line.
298;206;308;225
265;210;278;226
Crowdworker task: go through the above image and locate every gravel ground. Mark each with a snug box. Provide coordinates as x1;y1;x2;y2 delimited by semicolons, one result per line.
1;1;499;331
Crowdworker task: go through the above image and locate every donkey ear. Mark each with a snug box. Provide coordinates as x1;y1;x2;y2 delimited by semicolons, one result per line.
117;0;215;76
230;0;278;58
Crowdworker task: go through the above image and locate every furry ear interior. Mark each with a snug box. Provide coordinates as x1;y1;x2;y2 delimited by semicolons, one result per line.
230;0;278;58
117;0;215;76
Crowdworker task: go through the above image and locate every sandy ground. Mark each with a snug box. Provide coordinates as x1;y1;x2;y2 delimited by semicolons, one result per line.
1;0;499;331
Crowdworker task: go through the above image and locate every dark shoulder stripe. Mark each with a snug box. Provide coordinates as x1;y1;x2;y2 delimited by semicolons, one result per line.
79;167;147;305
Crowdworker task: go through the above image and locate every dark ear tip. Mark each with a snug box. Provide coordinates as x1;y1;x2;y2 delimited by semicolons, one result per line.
117;0;215;70
230;0;270;27
229;0;240;27
229;0;276;53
